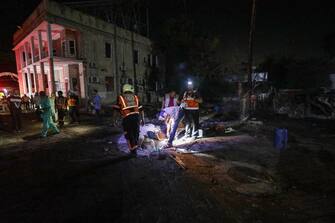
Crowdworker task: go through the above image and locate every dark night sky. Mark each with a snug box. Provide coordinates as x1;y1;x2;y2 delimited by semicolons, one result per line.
1;0;334;63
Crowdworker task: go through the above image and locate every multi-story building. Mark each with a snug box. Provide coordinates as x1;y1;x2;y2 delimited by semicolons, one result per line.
12;0;164;104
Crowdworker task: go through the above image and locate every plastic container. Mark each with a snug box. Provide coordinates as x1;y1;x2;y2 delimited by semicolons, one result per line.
274;128;288;150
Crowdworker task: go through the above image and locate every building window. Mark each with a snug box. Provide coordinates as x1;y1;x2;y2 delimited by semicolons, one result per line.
133;50;139;64
152;55;157;67
105;76;114;92
30;73;34;89
69;40;76;56
24;73;29;91
105;42;111;58
72;77;78;91
61;41;66;57
55;81;61;91
147;54;152;66
44;74;48;88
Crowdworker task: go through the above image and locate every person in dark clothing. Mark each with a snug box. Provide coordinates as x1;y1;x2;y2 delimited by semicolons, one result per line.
21;94;30;111
92;89;102;123
68;92;79;124
122;112;140;150
7;90;22;132
55;91;67;127
182;80;202;139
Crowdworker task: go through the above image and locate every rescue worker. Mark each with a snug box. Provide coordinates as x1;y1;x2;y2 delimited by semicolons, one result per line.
21;94;30;111
7;90;22;133
39;91;60;137
161;89;179;139
55;91;67;127
113;84;143;154
182;80;202;139
68;92;79;124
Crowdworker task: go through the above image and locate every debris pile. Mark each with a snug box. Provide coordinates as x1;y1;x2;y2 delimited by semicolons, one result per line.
273;89;335;119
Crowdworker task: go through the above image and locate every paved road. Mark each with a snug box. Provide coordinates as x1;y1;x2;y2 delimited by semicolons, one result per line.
1;116;335;222
0;120;228;223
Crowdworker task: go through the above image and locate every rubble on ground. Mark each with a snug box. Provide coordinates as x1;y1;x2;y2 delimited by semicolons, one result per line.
273;88;335;119
116;110;245;157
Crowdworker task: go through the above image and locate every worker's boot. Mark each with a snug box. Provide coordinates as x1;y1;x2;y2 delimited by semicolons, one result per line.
130;146;138;156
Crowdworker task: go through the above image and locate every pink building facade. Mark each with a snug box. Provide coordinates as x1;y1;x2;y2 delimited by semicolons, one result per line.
13;2;85;98
13;0;163;104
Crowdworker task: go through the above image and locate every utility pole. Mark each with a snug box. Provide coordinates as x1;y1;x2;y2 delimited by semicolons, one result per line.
146;6;150;37
131;27;137;94
240;0;257;121
113;23;119;94
248;0;257;91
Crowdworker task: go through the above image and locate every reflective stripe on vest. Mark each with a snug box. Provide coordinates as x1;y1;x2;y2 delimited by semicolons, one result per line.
68;98;77;107
183;92;199;110
119;95;140;117
184;99;199;110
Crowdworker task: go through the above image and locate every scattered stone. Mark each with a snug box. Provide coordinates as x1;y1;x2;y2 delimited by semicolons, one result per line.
235;182;277;196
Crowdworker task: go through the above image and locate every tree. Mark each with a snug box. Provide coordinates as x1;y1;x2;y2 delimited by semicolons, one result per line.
323;32;335;58
156;15;223;93
258;56;331;89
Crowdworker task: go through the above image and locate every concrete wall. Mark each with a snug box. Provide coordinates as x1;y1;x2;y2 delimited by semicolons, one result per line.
46;0;155;104
13;0;163;104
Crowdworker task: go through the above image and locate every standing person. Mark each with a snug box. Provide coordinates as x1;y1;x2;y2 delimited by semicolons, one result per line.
33;92;42;121
30;95;35;110
161;89;179;139
7;90;22;133
92;89;102;123
113;84;143;154
55;91;67;127
250;92;257;115
39;91;59;137
49;92;56;122
67;92;79;124
182;80;202;140
21;94;30;111
33;92;40;109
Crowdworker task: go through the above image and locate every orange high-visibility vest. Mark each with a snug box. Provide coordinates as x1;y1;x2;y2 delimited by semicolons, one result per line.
183;91;199;110
67;98;77;107
118;94;140;118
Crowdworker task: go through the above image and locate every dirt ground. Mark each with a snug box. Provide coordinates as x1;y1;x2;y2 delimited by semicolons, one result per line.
0;114;335;223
